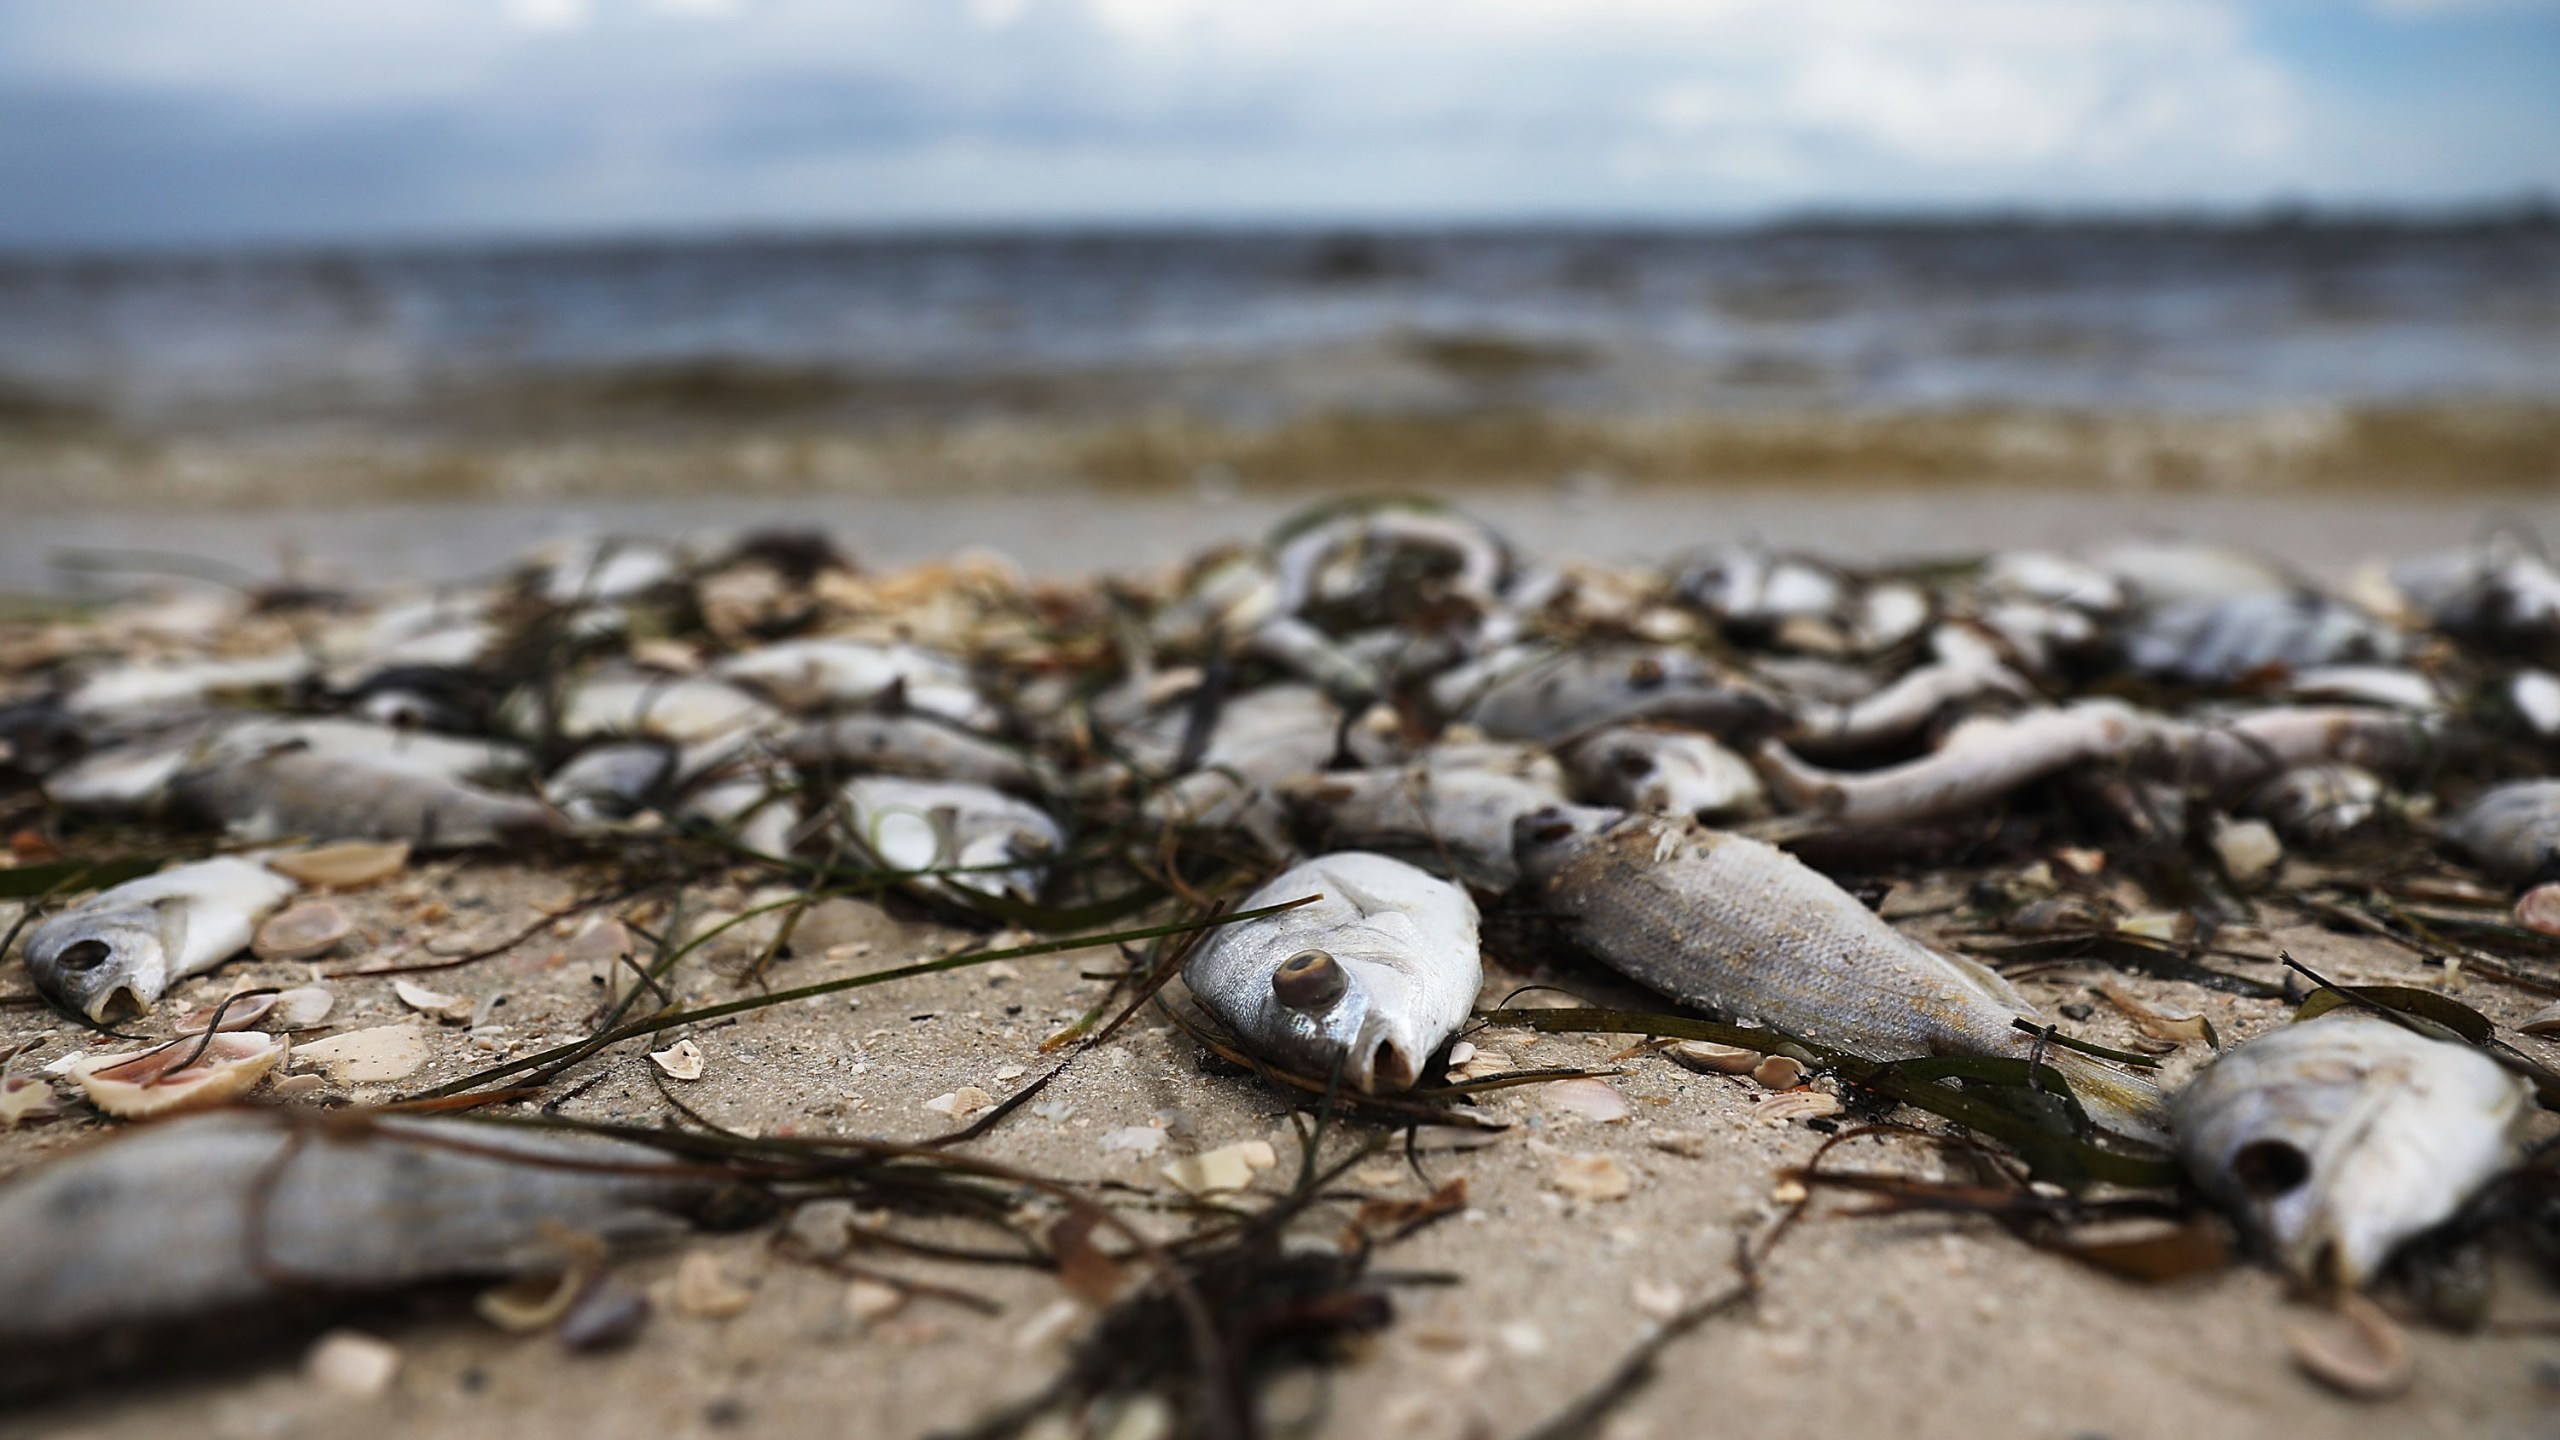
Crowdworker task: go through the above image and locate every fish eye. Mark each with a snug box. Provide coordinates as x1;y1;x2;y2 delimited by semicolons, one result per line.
1625;657;1666;689
55;939;113;973
1614;752;1653;778
1271;949;1347;1010
2231;1139;2311;1198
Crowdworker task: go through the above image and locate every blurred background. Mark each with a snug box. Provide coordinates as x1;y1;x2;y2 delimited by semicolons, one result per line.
0;0;2555;585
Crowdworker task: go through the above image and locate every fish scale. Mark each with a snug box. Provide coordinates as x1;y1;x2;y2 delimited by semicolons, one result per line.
1517;807;2166;1140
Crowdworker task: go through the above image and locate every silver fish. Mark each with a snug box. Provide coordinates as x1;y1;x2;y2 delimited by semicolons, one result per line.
1183;852;1481;1092
2172;1013;2527;1286
712;639;993;729
0;1112;709;1358
1280;744;1566;891
1514;806;2165;1141
1564;724;1763;823
543;740;679;823
780;713;1050;794
839;775;1062;905
19;857;298;1021
1138;683;1355;847
1784;649;2035;756
2445;779;2560;884
1756;700;2154;826
2124;594;2402;685
1271;501;1507;623
2239;763;2386;848
1465;644;1782;746
169;746;561;850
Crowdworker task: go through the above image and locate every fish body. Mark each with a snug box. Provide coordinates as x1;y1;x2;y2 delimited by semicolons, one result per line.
1183;852;1481;1091
1756;700;2152;826
0;1113;708;1365
2240;764;2386;847
2445;779;2560;884
781;713;1049;794
543;740;679;822
1514;806;2165;1140
1138;683;1350;845
713;639;991;728
170;748;560;850
517;669;778;746
1466;644;1782;746
2125;594;2401;685
2172;1013;2528;1286
840;776;1062;905
1565;725;1763;822
19;858;298;1021
1280;745;1565;891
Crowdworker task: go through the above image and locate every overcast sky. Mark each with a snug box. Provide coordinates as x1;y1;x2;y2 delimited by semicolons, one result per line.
1;0;2554;249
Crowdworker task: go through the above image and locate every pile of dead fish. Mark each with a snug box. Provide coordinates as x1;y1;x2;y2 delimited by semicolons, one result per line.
5;502;2560;1377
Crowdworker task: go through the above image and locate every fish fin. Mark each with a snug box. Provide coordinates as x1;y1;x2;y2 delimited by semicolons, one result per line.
2047;1049;2171;1148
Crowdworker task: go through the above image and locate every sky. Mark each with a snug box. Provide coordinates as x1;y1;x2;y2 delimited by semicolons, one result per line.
0;0;2554;249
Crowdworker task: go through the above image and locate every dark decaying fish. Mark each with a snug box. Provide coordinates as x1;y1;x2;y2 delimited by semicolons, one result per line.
170;746;562;850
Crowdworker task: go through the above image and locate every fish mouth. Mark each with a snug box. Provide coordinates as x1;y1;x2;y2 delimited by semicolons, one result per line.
85;983;148;1025
1347;1018;1423;1094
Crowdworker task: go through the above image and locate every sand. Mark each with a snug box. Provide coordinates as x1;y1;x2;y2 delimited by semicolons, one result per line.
2;848;2556;1440
5;488;2560;1440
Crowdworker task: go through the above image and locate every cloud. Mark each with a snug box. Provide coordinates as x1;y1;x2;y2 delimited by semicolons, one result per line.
0;0;2546;245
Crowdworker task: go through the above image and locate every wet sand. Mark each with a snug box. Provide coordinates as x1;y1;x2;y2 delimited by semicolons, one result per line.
10;483;2560;598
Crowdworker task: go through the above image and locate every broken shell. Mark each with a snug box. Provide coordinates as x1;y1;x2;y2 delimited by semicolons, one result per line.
305;1329;402;1399
477;1266;595;1334
924;1085;995;1121
270;1071;329;1100
1543;1077;1634;1123
1752;1090;1845;1125
254;901;354;961
557;1281;651;1353
174;991;279;1035
2517;883;2560;939
2212;817;2283;886
1100;1125;1165;1157
1665;1040;1762;1075
566;918;637;976
393;978;473;1024
786;1199;859;1258
1160;1140;1278;1197
1547;1153;1633;1202
2287;1292;2412;1399
650;1039;707;1081
1751;1055;1808;1090
2098;979;2215;1049
671;1251;754;1318
271;985;337;1029
292;1023;429;1083
72;1032;284;1119
0;1073;60;1128
2518;1001;2560;1037
846;1279;906;1323
268;841;410;890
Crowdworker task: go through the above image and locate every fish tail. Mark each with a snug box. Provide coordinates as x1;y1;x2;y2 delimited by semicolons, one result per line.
2047;1049;2172;1148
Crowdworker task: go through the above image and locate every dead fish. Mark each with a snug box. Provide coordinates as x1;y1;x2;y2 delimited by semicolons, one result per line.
1677;546;1848;627
1183;851;1481;1092
170;746;561;850
780;713;1050;794
1138;683;1356;847
1465;644;1783;746
534;536;681;604
839;776;1062;906
2445;779;2560;884
1279;744;1566;891
2240;764;2387;848
2124;594;2402;685
209;716;532;785
1756;700;2155;826
1244;615;1385;706
1564;724;1763;823
513;668;778;746
2386;542;2560;642
2092;541;2293;606
2172;1013;2528;1286
1514;806;2166;1141
18;857;298;1021
543;740;679;823
1978;551;2127;613
1784;641;2036;756
1270;500;1507;624
2158;706;2441;792
0;1111;716;1376
712;639;992;729
63;651;313;717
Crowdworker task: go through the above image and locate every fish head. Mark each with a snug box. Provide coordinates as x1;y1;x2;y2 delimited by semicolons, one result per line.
1510;804;1624;888
1245;930;1446;1092
2176;1017;2530;1287
24;902;177;1023
951;825;1055;904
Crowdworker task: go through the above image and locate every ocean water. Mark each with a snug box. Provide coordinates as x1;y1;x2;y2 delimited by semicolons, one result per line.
4;220;2557;437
